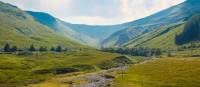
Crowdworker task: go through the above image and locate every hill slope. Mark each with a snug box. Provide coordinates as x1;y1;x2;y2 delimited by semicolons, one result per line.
26;11;99;47
124;23;185;49
0;1;84;48
176;14;200;45
102;0;200;48
26;11;129;47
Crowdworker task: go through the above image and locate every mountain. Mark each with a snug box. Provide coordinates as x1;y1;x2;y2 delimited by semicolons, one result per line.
124;22;185;50
26;11;99;47
123;14;200;49
0;1;84;48
27;12;130;48
65;24;127;41
102;0;200;48
175;14;200;45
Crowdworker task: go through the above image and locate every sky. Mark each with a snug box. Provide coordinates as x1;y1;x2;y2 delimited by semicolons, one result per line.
0;0;185;25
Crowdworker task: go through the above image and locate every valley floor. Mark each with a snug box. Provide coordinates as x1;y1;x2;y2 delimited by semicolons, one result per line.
24;57;200;87
112;57;200;87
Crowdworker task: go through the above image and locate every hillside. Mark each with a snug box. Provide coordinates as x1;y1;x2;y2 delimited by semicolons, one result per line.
102;0;200;48
176;14;200;45
124;23;185;49
27;11;129;47
0;1;84;49
26;11;99;47
124;14;200;50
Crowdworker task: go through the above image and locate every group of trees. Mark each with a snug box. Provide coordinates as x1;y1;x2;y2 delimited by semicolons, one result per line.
1;43;68;52
177;42;200;51
103;47;162;57
3;43;18;52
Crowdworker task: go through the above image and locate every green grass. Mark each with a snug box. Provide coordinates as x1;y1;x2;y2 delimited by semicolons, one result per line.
0;1;85;49
0;50;122;86
113;57;200;87
124;23;185;50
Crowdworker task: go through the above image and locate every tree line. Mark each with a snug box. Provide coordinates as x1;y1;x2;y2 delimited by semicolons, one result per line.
103;47;162;57
177;42;200;51
1;43;68;52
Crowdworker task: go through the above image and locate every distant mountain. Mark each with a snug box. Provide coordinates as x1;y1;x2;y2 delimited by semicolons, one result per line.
124;22;185;50
0;1;84;48
102;0;200;48
65;24;127;41
175;14;200;45
27;11;99;47
27;11;129;48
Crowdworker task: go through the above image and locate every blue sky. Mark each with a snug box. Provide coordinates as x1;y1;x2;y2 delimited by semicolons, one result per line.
0;0;185;25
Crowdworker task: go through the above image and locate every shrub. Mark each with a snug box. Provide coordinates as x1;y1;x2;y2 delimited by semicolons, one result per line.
97;60;119;70
72;64;95;71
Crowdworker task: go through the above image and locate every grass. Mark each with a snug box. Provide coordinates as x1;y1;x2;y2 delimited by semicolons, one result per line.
113;57;200;87
124;23;185;50
24;55;145;87
0;50;123;87
0;1;85;49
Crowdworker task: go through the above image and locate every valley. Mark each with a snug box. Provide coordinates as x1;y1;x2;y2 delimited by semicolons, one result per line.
0;0;200;87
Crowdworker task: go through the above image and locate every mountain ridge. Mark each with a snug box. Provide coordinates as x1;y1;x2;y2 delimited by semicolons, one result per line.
0;1;85;48
102;0;200;48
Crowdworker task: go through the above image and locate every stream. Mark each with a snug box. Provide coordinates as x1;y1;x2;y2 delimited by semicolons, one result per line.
71;66;127;87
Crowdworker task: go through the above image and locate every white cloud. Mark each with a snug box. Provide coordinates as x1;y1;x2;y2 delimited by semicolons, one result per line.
0;0;185;25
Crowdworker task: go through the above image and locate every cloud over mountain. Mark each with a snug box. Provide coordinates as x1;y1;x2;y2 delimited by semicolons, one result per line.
0;0;185;25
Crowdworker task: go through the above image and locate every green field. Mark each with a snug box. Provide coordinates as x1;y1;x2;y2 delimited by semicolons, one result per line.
0;50;126;87
113;57;200;87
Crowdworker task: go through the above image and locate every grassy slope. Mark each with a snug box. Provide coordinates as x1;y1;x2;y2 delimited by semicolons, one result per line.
113;57;200;87
0;50;121;86
0;2;84;48
124;23;185;50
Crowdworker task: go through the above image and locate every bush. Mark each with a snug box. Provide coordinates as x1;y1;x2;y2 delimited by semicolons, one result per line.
97;60;119;70
3;43;10;52
112;56;133;65
33;67;79;75
72;64;95;71
53;67;79;74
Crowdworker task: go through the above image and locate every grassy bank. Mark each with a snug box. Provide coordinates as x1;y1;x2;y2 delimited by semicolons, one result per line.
113;57;200;87
0;50;125;86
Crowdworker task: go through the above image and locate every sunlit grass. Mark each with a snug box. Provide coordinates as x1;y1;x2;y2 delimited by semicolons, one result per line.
113;57;200;87
0;50;121;86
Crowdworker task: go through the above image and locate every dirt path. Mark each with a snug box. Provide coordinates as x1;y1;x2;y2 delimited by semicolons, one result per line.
27;60;150;87
70;66;127;87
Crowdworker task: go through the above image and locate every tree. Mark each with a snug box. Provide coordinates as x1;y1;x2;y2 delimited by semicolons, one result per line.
10;45;17;52
3;43;10;52
50;47;55;51
55;45;62;52
29;44;36;51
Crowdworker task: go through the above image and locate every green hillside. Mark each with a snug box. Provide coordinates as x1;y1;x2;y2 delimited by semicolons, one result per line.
125;14;200;50
176;14;200;45
124;23;184;50
0;2;84;49
113;57;200;87
0;50;127;87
